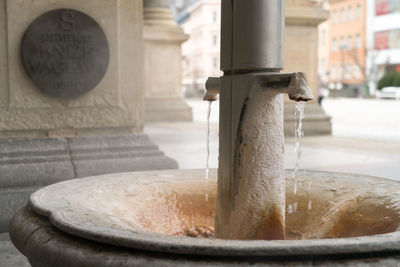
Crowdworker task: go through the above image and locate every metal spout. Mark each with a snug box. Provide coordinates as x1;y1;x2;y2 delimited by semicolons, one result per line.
203;77;220;101
286;72;313;102
204;72;313;103
254;72;313;102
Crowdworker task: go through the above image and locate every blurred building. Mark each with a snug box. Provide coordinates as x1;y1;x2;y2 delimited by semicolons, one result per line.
319;0;367;97
171;0;199;20
178;0;222;98
366;0;400;93
318;2;331;87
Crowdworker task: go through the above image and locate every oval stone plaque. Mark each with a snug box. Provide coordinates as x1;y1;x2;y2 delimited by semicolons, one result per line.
21;9;110;98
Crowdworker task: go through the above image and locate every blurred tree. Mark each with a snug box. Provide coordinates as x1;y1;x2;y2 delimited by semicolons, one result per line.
348;48;371;96
377;72;400;89
394;72;400;87
349;48;386;96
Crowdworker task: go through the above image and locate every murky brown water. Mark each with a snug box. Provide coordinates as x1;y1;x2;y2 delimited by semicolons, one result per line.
114;177;400;240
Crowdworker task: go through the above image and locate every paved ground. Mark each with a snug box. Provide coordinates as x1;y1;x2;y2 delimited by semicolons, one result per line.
146;122;400;181
322;98;400;142
0;233;29;267
2;98;400;266
150;98;400;180
187;97;400;143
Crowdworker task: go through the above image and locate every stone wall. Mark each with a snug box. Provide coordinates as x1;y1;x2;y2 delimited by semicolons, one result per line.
0;0;144;138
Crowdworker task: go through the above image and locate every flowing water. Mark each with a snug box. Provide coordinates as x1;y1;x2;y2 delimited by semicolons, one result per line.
289;102;305;214
205;101;212;201
292;101;305;184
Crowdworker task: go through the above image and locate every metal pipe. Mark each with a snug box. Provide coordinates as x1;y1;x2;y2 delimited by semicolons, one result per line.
221;0;284;72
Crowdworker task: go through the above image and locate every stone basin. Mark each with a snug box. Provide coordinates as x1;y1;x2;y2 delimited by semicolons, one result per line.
10;169;400;266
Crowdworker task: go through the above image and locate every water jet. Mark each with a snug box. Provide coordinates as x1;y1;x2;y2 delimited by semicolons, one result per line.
10;0;400;266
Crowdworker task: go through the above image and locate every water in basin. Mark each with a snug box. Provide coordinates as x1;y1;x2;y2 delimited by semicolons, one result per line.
111;172;400;240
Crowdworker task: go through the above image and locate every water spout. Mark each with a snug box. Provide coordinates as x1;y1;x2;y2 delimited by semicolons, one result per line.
204;72;313;240
287;72;313;102
203;77;220;102
202;0;314;240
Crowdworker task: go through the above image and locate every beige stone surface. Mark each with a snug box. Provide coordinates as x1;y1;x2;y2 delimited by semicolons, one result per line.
283;0;332;135
284;1;329;102
143;5;192;122
144;26;188;100
215;73;313;240
284;26;319;99
0;0;144;137
0;0;7;109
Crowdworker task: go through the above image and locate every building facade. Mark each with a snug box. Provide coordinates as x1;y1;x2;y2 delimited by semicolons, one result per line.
179;0;222;97
319;0;367;97
366;0;400;93
318;2;331;87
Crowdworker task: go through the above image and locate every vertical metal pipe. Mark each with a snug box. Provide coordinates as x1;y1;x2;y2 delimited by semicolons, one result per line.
215;0;287;240
221;0;284;72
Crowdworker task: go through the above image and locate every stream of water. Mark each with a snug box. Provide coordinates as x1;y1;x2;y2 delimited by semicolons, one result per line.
292;102;305;191
288;102;306;214
205;101;212;201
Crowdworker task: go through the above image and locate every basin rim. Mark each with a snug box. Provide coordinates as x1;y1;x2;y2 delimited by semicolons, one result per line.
29;169;400;257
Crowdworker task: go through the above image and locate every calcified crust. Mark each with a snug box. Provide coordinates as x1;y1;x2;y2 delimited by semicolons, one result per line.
27;169;400;242
225;89;286;240
214;72;313;240
117;175;400;240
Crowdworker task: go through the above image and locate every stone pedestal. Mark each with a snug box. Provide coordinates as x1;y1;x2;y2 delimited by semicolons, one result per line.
284;103;332;136
0;0;177;232
284;0;332;136
143;0;192;122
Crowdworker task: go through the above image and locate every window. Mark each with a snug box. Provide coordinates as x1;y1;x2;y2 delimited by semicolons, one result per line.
376;0;389;15
375;29;400;50
332;38;337;51
388;29;400;49
345;65;352;80
213;57;218;68
321;30;326;46
212;10;218;23
375;31;389;50
212;34;218;46
340;8;345;22
331;65;337;80
376;0;400;16
332;10;337;24
348;6;353;21
339;65;344;79
356;4;361;19
354;65;361;79
347;35;353;49
175;0;184;8
355;34;361;48
340;36;345;50
320;58;326;71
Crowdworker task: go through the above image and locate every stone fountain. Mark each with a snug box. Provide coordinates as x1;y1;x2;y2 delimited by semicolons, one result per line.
10;0;400;266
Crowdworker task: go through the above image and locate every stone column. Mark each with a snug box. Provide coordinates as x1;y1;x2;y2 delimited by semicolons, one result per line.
143;0;192;122
283;0;332;136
